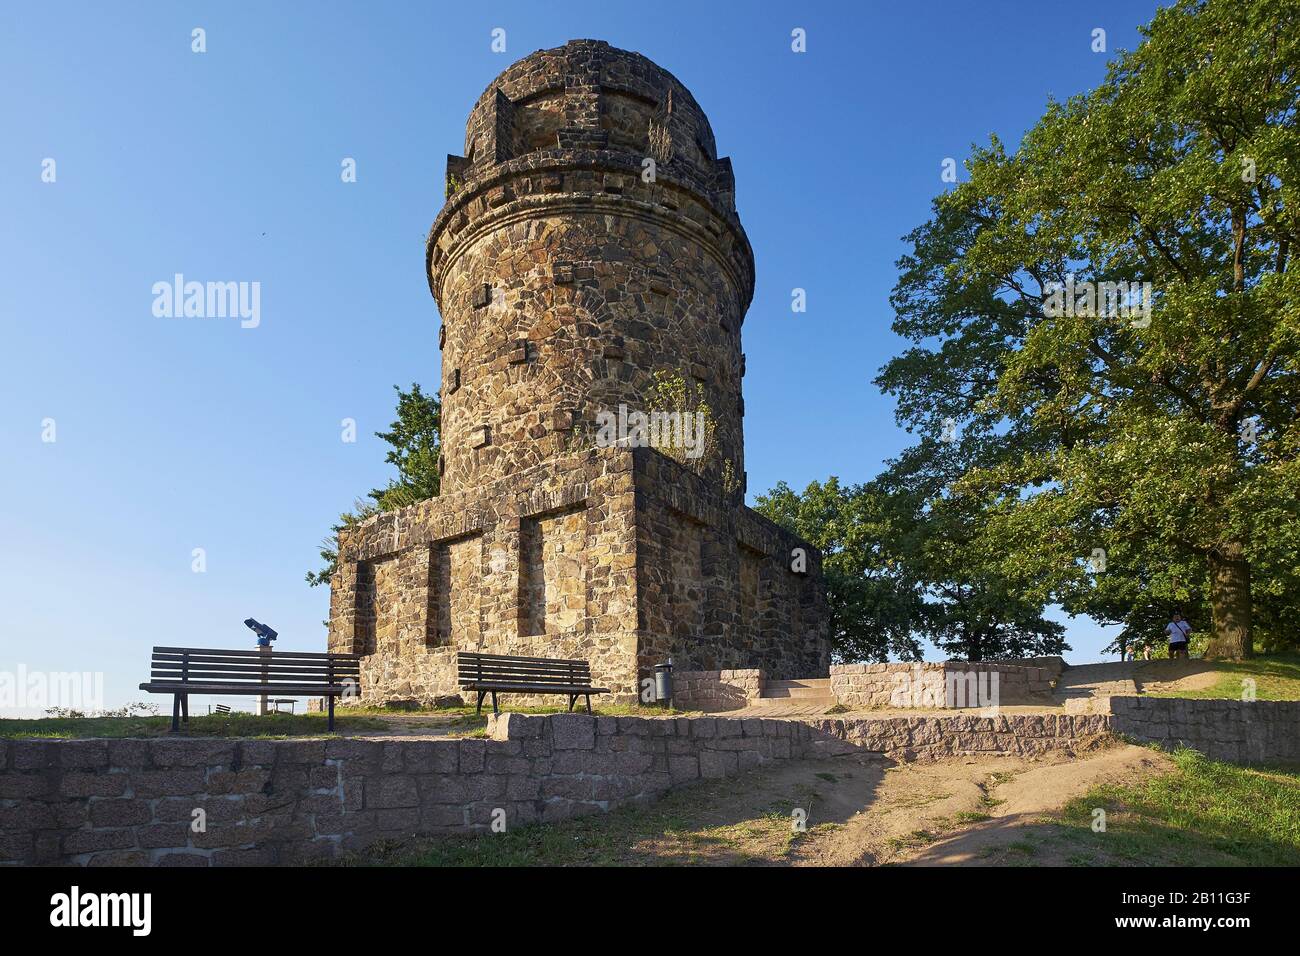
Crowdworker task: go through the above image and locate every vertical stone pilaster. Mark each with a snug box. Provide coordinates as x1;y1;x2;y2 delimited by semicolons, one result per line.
327;561;360;655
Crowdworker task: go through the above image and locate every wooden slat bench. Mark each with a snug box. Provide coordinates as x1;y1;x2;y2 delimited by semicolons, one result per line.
458;652;608;715
139;646;362;732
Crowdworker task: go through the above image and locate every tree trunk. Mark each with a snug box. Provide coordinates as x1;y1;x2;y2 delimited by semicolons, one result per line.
1204;541;1253;659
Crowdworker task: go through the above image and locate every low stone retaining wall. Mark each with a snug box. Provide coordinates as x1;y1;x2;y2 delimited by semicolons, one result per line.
0;714;810;866
3;699;1293;866
0;711;1102;867
1107;697;1300;764
991;656;1067;682
829;662;1056;709
804;713;1113;762
670;669;763;711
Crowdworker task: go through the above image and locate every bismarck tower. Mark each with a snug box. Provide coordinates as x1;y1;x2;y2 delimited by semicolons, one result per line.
329;40;830;704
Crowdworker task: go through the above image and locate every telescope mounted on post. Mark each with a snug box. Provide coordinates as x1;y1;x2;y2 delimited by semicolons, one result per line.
244;618;277;648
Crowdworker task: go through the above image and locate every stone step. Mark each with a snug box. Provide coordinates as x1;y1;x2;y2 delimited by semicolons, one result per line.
759;678;834;702
738;700;839;717
761;688;836;701
1054;678;1137;700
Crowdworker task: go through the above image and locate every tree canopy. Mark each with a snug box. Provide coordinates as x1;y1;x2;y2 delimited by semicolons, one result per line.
306;383;441;587
762;0;1297;661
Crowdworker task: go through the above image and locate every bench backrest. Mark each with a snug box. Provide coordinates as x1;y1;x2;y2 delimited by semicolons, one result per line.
149;647;361;689
457;652;592;687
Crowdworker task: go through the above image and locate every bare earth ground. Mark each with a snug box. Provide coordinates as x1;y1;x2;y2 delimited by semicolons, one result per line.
740;744;1166;866
900;745;1172;865
552;741;1172;867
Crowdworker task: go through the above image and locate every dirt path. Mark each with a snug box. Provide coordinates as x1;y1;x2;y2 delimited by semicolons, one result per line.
897;744;1171;865
784;743;1172;867
618;742;1173;866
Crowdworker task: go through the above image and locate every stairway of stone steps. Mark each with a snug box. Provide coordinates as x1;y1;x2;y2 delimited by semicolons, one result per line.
759;678;836;707
1052;662;1139;704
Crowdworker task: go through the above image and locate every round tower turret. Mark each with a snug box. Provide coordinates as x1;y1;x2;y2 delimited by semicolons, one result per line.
427;39;753;494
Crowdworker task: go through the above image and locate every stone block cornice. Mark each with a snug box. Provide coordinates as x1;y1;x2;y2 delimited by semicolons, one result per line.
426;151;753;311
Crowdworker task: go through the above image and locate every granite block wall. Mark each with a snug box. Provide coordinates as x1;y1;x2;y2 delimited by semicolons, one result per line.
4;701;1293;866
829;662;1056;710
330;447;831;708
1107;697;1300;764
669;669;764;711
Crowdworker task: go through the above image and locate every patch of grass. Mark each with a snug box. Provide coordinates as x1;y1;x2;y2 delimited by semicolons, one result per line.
979;773;1012;809
2;701;690;741
377;702;693;739
952;811;993;824
1146;652;1300;701
887;828;939;850
891;790;953;810
1055;747;1300;866
0;711;389;739
814;772;839;783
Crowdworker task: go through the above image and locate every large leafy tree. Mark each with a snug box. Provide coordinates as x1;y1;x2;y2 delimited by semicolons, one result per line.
878;441;1068;662
306;383;441;587
755;477;925;663
755;458;1067;663
880;0;1300;658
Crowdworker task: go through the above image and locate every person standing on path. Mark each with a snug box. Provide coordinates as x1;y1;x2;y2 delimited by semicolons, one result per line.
1166;611;1192;659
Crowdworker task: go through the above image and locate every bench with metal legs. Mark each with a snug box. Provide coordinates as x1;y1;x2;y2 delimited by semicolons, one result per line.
459;652;607;715
140;646;361;732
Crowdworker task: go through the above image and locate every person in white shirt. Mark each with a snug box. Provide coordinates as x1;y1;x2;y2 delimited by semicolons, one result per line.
1166;611;1192;659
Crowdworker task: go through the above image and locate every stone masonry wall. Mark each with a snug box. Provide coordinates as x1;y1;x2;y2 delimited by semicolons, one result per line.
328;39;831;709
4;701;1292;866
989;656;1067;682
0;715;800;866
0;712;1107;867
830;662;1056;710
1107;697;1300;764
670;669;763;711
330;446;641;705
332;446;831;709
815;713;1114;763
430;40;753;494
633;449;831;680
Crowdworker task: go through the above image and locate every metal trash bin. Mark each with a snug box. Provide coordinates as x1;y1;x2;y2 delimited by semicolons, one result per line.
653;660;673;705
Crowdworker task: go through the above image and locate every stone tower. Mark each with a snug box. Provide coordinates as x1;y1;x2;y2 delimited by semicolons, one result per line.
329;40;830;705
430;39;750;495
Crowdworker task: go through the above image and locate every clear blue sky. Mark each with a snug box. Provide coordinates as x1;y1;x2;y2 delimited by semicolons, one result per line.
0;1;1163;714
